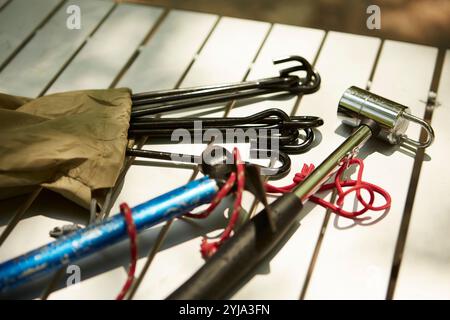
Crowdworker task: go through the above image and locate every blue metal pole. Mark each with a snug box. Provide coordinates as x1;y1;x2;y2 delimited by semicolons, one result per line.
0;176;219;292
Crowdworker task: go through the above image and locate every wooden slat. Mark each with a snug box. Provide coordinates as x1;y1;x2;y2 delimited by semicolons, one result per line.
229;24;324;117
129;17;271;300
47;3;163;93
48;10;220;300
394;50;450;299
305;40;437;299
118;10;218;93
224;24;326;299
0;0;114;97
0;0;62;67
182;18;269;87
163;16;270;118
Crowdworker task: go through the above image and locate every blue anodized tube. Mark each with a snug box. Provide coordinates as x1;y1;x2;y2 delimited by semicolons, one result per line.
0;176;219;292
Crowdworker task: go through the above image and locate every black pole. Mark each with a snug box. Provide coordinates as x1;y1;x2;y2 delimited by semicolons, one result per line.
167;193;302;299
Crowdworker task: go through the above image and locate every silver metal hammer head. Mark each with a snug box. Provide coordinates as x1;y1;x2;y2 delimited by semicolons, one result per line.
338;86;434;148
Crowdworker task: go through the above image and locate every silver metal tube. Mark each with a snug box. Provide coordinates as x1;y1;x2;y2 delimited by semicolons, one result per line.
338;86;434;148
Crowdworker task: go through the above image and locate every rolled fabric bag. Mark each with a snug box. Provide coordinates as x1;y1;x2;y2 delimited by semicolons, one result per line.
0;88;132;209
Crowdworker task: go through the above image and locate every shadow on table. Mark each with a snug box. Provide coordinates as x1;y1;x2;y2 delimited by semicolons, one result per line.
0;190;88;229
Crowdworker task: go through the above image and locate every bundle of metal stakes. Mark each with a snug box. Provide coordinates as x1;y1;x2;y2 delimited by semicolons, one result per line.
126;55;323;170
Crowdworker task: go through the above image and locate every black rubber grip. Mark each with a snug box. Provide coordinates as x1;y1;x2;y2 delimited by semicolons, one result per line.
167;192;303;299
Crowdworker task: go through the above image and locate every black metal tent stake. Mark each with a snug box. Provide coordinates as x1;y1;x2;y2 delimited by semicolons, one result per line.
129;55;320;117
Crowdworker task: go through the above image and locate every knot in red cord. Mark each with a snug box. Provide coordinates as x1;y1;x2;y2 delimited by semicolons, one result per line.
293;164;315;183
200;238;220;259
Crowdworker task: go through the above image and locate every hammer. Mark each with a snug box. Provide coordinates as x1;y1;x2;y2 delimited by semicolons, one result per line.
168;86;435;299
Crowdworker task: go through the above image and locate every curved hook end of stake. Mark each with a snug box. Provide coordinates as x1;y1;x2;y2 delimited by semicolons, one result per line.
199;145;291;181
272;55;321;94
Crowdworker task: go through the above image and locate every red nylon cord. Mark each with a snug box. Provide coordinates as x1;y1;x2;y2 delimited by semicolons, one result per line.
115;153;390;296
116;203;138;300
185;151;391;259
265;158;391;219
184;172;236;219
199;148;246;259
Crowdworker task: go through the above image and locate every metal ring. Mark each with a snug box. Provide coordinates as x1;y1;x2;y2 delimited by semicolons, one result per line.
400;112;435;148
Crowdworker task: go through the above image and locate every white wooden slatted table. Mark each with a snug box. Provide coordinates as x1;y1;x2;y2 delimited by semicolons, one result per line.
0;0;448;300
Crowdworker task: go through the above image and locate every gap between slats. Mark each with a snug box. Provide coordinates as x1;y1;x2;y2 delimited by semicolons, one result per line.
38;2;119;96
0;0;65;72
386;48;447;299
